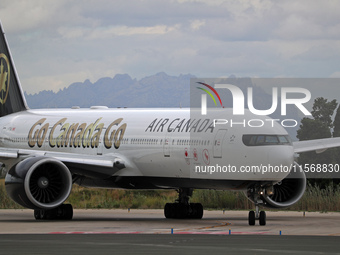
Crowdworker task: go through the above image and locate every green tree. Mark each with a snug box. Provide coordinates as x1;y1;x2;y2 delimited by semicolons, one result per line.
297;118;331;141
311;98;337;128
333;105;340;137
331;105;340;184
297;97;337;141
296;97;338;188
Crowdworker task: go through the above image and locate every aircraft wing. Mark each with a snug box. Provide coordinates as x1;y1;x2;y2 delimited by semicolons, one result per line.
293;137;340;154
0;148;126;175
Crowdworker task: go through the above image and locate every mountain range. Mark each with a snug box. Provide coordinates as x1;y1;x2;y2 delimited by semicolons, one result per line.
25;72;193;109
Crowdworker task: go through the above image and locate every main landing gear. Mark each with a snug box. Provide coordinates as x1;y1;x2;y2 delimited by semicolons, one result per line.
34;204;73;220
164;188;203;219
248;205;266;226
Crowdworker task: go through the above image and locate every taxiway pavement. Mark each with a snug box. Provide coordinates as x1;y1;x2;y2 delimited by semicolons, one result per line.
1;210;340;255
0;209;339;236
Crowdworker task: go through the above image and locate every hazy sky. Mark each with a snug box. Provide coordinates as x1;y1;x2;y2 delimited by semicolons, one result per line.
1;0;340;94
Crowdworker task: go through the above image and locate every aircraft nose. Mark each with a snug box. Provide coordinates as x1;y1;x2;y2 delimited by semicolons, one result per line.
264;146;295;180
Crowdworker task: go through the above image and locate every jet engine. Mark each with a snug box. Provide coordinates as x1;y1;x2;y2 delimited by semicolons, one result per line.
247;163;306;208
5;157;72;210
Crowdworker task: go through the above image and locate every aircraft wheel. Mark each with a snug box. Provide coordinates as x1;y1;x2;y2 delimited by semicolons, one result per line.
176;203;187;219
34;210;41;220
34;204;73;220
47;208;59;220
61;204;73;220
164;203;177;219
191;203;203;219
164;203;172;218
259;211;266;226
34;209;44;220
248;211;255;226
34;209;48;220
164;202;204;219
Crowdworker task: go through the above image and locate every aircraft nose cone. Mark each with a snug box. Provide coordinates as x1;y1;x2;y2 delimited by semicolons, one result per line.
266;146;295;179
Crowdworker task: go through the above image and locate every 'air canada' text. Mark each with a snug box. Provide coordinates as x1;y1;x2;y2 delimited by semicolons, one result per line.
145;118;215;133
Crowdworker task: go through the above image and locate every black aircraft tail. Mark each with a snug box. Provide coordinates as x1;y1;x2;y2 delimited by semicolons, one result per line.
0;21;28;117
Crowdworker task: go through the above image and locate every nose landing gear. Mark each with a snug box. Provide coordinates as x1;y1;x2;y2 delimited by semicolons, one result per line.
248;205;266;226
247;185;268;226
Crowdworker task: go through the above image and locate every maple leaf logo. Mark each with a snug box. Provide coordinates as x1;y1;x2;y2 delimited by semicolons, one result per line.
0;53;10;104
0;60;8;91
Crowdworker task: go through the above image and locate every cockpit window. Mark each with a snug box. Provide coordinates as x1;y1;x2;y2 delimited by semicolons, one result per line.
242;135;292;146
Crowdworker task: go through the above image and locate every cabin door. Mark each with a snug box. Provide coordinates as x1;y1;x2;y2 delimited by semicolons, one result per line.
213;129;227;158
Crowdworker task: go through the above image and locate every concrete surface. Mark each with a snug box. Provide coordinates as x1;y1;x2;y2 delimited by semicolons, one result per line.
0;209;339;236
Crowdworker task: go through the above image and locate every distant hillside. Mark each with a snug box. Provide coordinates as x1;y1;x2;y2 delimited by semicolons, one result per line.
25;72;194;109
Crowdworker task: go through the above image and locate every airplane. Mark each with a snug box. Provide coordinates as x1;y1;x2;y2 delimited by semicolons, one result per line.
1;21;340;226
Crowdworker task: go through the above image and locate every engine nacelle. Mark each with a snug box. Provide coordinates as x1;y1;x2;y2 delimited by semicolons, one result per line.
247;163;306;209
5;157;72;210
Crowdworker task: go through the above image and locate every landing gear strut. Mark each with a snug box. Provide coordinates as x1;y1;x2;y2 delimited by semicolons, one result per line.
246;185;268;226
34;204;73;220
164;188;203;219
248;205;266;226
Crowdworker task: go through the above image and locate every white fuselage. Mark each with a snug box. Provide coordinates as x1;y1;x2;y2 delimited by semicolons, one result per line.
0;107;294;190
